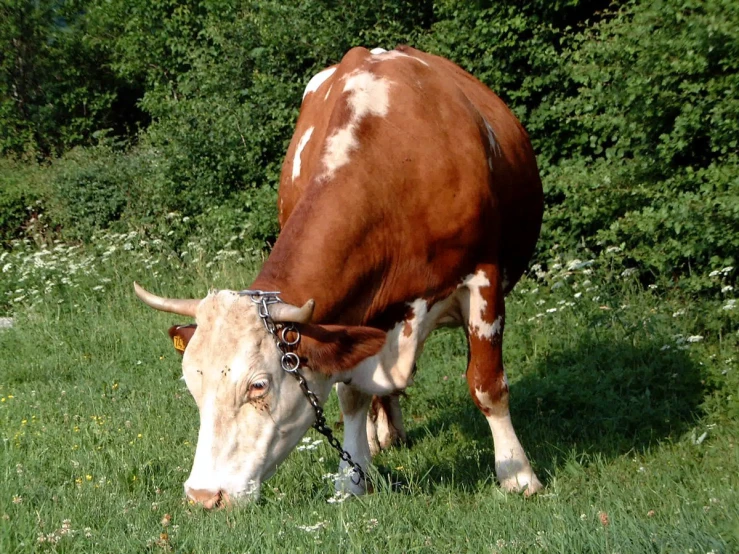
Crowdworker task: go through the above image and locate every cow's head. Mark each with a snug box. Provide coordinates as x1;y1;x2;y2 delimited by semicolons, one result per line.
134;283;384;508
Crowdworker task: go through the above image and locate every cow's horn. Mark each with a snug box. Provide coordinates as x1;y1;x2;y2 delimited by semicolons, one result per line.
269;299;315;324
133;282;200;318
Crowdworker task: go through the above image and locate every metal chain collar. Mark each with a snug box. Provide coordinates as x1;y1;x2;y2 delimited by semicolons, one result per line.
238;289;365;486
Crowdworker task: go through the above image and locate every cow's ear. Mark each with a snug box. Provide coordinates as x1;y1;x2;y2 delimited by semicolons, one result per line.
295;324;386;375
168;324;198;355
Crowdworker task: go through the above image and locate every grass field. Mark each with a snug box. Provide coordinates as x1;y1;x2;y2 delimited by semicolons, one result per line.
1;231;737;552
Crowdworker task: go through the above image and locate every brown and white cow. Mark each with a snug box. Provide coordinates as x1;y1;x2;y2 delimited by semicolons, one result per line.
135;45;544;507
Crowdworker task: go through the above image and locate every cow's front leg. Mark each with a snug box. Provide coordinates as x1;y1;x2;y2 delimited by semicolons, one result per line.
463;265;542;495
335;383;372;495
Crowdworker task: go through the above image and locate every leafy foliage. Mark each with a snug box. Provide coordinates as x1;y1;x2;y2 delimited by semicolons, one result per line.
1;0;737;295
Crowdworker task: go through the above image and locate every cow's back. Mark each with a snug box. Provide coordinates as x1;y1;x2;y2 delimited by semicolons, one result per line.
266;46;542;325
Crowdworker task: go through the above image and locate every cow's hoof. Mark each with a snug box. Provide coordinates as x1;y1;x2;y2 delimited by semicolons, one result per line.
499;472;543;496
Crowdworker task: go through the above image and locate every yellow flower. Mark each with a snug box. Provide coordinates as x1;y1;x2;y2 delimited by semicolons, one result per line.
86;475;92;481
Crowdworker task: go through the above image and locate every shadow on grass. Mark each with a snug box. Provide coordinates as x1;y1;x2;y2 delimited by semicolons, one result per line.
395;336;705;493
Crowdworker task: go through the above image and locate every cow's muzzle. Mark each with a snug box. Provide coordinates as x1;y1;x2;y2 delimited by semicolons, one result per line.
186;487;231;510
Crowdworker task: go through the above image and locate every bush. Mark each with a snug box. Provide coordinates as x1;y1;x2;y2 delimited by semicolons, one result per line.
0;159;46;246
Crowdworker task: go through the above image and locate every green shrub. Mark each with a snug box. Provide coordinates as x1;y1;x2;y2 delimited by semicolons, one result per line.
0;159;46;246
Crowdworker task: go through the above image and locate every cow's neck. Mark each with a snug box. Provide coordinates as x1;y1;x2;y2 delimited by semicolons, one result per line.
250;190;387;326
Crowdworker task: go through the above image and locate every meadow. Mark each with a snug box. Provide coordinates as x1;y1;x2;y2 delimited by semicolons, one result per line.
0;229;736;553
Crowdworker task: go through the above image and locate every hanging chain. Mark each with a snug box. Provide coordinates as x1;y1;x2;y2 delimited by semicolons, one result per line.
238;290;365;486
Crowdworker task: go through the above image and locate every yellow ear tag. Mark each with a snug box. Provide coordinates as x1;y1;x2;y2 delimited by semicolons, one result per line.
173;335;186;353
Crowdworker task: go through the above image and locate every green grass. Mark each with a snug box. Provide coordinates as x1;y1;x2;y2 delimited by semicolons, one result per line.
0;232;737;552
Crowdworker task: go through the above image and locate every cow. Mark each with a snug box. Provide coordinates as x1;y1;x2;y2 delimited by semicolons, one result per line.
134;45;544;508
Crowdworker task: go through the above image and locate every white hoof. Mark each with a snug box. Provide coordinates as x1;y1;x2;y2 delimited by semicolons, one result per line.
496;459;543;496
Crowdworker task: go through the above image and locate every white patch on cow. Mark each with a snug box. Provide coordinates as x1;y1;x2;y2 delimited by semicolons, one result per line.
475;387;541;494
303;67;337;100
348;296;456;395
463;270;502;339
321;70;392;178
184;395;219;492
370;49;429;66
484;118;502;162
323;125;359;178
291;126;314;181
343;71;391;118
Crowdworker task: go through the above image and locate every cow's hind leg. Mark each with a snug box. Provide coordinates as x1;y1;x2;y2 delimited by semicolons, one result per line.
462;265;542;495
367;394;407;456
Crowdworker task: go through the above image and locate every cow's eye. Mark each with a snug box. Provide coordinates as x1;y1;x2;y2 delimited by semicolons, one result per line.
247;378;270;400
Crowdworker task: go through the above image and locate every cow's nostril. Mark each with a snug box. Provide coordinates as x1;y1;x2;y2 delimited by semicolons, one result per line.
186;488;222;510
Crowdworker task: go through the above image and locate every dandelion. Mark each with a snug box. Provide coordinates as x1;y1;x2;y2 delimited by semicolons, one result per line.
366;518;379;531
12;495;22;504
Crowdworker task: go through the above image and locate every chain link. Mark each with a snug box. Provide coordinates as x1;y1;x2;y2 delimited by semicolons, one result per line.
239;289;366;486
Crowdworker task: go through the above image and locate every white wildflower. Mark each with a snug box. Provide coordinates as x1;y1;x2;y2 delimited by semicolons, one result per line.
673;309;686;318
686;335;704;343
574;292;583;299
709;270;721;277
546;308;558;313
605;246;622;254
721;266;734;275
722;299;736;311
721;285;733;293
621;268;638;278
297;520;328;533
326;491;351;504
